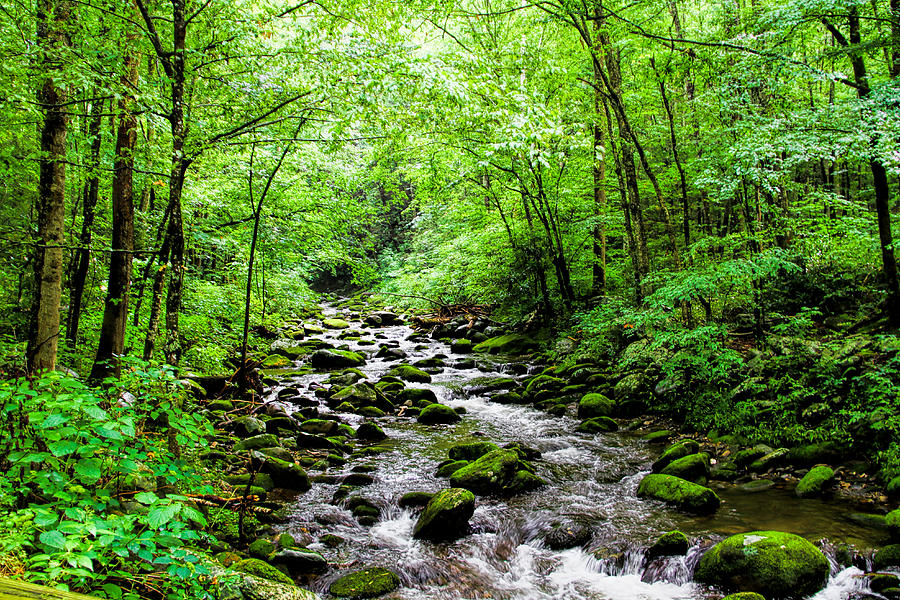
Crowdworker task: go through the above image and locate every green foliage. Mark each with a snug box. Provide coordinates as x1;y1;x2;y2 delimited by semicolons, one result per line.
0;366;214;598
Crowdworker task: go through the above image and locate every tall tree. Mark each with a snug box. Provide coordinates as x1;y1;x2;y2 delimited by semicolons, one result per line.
27;0;72;372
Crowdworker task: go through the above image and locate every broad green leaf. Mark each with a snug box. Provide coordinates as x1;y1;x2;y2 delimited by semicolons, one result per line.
38;530;66;550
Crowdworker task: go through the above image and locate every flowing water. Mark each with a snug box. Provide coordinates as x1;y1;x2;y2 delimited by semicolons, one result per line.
266;305;892;600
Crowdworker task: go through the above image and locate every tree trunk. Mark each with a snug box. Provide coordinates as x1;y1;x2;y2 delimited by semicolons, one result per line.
28;0;72;373
591;80;608;296
91;35;139;381
66;95;103;348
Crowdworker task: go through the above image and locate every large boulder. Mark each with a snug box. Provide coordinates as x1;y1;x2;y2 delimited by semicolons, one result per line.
448;441;500;462
694;531;830;599
795;465;835;498
874;544;900;570
258;456;311;491
577;393;615;419
647;530;690;560
412;488;476;541
449;449;544;496
652;439;701;473
636;474;720;515
473;334;540;355
329;567;400;598
331;383;377;407
323;318;350;329
310;349;365;370
235;434;280;452
660;453;711;484
271;548;328;575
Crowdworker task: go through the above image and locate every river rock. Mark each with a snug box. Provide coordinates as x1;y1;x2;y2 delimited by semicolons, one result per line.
694;531;830;598
576;416;619;433
329;567;400;598
577;393;615;418
272;548;328;575
331;383;377;407
310;349;365;370
235;434;280;452
399;491;434;508
449;449;544;496
647;530;690;559
660;453;711;484
234;558;294;586
225;473;275;491
473;334;540;355
887;509;900;541
636;474;720;514
543;518;593;550
300;419;339;435
448;441;500;461
396;387;437;405
451;339;474;353
412;487;476;540
652;440;700;473
750;448;789;472
418;403;461;424
356;422;387;441
795;465;835;498
258;456;310;491
234;416;268;438
323;318;350;329
388;365;432;383
875;544;900;570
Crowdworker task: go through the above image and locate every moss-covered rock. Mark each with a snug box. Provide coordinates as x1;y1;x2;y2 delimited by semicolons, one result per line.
310;349;365;370
262;355;292;369
449;449;544;495
721;594;767;600
524;375;566;396
329;567;400;598
473;334;540;355
388;365;432;383
795;465;835;498
272;548;328;575
435;460;469;478
642;430;675;444
398;491;434;508
694;531;830;598
887;509;900;541
412;487;476;541
651;439;700;473
356;422;387;441
248;538;276;560
323;318;351;329
259;457;310;491
660;453;710;484
396;388;437;405
418;403;461;425
451;339;474;353
331;383;377;406
448;441;500;462
577;393;615;419
300;418;339;435
234;434;280;452
647;530;690;560
576;416;619;433
874;544;900;570
749;448;789;472
234;558;295;586
225;472;275;491
636;474;720;515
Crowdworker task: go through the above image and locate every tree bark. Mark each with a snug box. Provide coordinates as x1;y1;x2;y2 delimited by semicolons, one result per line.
591;60;608;296
91;32;139;381
28;0;72;373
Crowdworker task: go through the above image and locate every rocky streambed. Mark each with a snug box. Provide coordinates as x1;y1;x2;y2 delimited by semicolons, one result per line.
199;297;900;600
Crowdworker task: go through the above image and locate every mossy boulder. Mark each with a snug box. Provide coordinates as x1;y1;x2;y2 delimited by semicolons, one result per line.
652;439;700;473
660;453;711;484
331;383;377;407
259;456;310;491
310;349;365;370
418;403;461;425
576;416;619;433
450;339;474;353
473;334;540;355
647;530;690;560
234;558;295;586
412;487;476;541
721;594;767;600
750;448;789;472
435;460;469;478
448;441;500;462
399;491;434;508
225;473;275;491
795;465;835;498
356;422;387;441
874;544;900;570
524;375;566;396
323;318;351;329
887;509;900;541
694;531;830;598
271;548;328;575
396;388;437;405
234;434;280;452
388;365;432;383
329;567;400;598
248;538;276;560
636;474;720;515
449;449;543;496
262;355;292;369
577;393;615;419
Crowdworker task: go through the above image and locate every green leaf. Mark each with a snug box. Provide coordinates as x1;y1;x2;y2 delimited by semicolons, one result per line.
39;414;68;429
48;440;79;457
133;492;159;505
147;504;179;529
38;530;66;550
74;458;102;484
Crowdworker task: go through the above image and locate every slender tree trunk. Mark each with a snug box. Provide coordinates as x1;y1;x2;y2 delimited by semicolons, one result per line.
28;0;72;373
91;35;139;381
66;95;103;348
591;77;608;296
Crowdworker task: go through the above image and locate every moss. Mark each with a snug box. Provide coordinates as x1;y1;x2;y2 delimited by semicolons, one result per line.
524;375;566;396
795;465;835;498
436;460;469;478
636;474;720;515
234;558;295;586
388;365;432;383
412;487;476;540
651;440;700;473
576;416;619;433
448;441;500;462
642;430;675;443
647;530;689;559
417;403;461;425
660;453;710;484
357;406;386;418
450;449;520;495
695;531;830;598
577;393;615;419
886;509;900;541
328;567;400;598
323;318;350;329
262;355;292;369
721;594;767;600
248;538;276;559
874;544;900;571
210;508;261;544
472;334;540;355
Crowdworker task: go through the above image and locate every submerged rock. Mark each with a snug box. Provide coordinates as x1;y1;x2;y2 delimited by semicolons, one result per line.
412;487;476;540
694;531;830;598
636;474;720;515
329;567;400;598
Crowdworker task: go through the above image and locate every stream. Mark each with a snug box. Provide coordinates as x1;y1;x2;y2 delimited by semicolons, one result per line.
264;304;890;600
